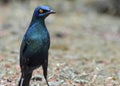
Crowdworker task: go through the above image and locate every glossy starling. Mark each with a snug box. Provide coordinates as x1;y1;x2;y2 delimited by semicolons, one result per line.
18;5;55;86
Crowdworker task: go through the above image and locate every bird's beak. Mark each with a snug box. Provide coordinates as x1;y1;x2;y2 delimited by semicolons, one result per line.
50;10;56;14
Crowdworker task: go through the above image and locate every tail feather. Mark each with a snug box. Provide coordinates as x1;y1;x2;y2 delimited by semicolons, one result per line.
18;73;32;86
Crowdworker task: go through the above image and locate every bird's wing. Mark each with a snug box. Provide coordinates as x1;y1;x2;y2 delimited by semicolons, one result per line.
20;36;41;66
20;38;28;68
20;39;26;58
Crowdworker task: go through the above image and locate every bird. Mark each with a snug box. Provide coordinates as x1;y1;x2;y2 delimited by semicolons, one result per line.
18;5;55;86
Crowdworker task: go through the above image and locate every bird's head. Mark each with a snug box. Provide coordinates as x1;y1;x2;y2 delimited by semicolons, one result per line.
33;5;55;19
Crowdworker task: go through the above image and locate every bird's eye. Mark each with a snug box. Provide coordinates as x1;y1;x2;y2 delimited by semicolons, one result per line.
39;9;44;13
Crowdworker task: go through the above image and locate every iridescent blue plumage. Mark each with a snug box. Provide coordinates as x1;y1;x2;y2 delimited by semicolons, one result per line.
18;5;55;86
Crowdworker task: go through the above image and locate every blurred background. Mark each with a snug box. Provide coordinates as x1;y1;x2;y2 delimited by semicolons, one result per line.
0;0;120;86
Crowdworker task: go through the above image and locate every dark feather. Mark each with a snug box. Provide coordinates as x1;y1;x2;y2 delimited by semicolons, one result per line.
18;5;55;86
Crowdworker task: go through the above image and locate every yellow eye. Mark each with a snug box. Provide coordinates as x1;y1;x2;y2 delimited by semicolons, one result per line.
39;9;44;13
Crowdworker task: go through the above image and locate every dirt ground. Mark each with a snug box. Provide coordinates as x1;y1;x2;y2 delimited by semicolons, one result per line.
0;1;120;86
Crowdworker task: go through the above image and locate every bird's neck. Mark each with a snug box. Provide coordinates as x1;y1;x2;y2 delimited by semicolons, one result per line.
29;16;46;28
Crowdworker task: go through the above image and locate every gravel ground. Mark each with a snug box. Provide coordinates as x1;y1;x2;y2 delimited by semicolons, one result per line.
0;1;120;86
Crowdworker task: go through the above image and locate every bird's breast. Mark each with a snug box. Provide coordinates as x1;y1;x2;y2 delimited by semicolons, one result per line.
28;32;50;52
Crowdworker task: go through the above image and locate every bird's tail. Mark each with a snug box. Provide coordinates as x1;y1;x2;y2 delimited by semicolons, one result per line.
18;73;32;86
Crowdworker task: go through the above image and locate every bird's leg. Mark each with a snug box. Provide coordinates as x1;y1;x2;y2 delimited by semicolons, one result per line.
42;59;49;86
19;70;33;86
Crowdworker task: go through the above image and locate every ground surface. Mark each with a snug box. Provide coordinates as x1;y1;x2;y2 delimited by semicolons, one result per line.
0;1;120;86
